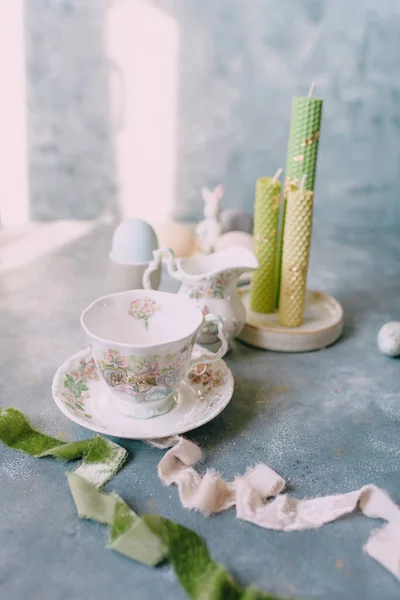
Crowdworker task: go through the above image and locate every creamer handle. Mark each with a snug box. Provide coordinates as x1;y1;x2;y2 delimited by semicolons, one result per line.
143;248;179;289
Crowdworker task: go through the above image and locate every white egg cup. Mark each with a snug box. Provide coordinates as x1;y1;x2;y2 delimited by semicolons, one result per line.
109;257;161;292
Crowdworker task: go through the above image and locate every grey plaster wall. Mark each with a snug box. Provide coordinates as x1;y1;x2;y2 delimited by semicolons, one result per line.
25;0;116;220
25;0;400;226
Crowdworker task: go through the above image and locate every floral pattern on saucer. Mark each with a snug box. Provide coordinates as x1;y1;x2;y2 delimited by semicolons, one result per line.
188;364;227;391
128;297;160;330
61;357;98;420
52;348;234;439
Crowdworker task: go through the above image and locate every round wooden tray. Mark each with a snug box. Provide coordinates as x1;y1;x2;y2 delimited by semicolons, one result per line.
236;289;344;352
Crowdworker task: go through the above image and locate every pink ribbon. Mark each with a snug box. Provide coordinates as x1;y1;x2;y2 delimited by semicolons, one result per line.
147;436;400;581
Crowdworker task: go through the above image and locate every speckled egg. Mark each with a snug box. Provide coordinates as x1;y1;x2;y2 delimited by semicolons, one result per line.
110;219;159;264
377;321;400;357
220;209;253;234
215;231;254;252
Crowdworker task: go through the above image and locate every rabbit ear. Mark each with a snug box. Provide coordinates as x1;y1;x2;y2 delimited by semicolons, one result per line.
212;184;224;202
201;186;212;202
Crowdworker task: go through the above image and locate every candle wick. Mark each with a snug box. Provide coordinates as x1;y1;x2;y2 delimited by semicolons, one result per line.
300;174;307;190
272;167;283;184
308;82;316;98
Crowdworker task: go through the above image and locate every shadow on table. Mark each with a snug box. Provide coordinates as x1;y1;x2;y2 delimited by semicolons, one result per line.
337;280;400;344
186;375;267;447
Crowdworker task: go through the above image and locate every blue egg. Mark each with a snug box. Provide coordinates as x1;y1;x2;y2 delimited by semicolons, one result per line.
110;219;159;264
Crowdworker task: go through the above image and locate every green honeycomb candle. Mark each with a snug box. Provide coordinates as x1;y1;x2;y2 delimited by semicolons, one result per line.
275;88;323;307
279;189;314;328
285;94;323;192
250;176;282;313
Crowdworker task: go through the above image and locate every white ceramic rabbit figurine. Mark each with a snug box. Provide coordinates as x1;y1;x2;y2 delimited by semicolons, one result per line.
195;184;224;254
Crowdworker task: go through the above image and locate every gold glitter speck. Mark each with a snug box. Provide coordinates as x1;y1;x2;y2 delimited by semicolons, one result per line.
301;130;320;147
284;176;300;196
273;193;281;210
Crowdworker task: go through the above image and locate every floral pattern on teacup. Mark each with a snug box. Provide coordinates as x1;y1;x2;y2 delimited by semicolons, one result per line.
55;348;232;430
128;297;160;330
98;347;191;403
62;358;98;419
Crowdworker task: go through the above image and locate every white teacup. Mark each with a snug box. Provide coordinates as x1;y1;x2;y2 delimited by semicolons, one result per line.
81;290;229;419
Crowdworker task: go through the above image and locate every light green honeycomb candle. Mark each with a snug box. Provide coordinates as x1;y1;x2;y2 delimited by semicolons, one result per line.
279;186;314;328
250;172;282;313
275;83;323;306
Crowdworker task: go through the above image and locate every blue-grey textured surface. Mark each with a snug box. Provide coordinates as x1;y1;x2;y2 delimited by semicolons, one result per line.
5;0;400;596
25;0;400;225
0;222;399;599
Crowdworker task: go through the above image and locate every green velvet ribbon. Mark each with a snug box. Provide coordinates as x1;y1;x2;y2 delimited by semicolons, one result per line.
0;408;293;600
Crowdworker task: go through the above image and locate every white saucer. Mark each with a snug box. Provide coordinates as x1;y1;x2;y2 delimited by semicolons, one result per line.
52;348;234;439
236;289;343;352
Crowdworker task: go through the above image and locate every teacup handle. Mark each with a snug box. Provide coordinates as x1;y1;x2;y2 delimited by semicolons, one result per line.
189;314;229;368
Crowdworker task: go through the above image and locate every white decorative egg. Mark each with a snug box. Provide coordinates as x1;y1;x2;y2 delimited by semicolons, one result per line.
377;321;400;357
215;231;254;252
110;219;159;265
